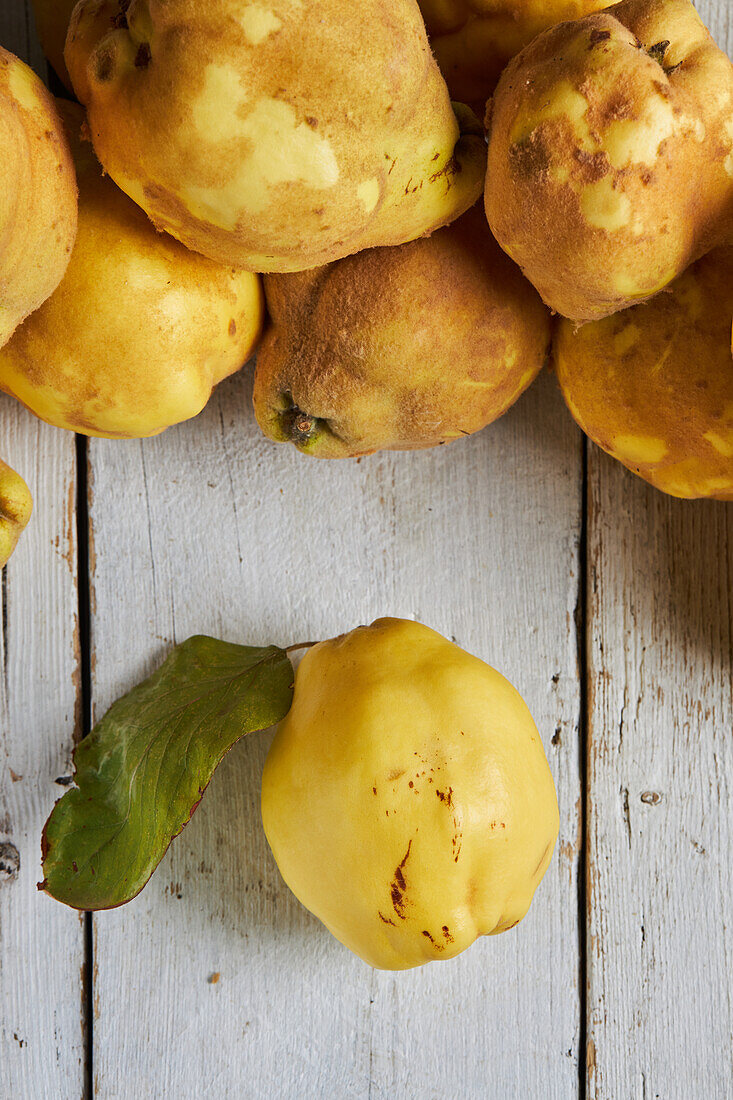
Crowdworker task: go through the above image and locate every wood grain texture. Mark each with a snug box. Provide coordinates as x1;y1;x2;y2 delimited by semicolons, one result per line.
0;18;85;1098
0;401;84;1093
88;369;583;1099
586;453;733;1100
6;0;733;1094
585;8;733;1097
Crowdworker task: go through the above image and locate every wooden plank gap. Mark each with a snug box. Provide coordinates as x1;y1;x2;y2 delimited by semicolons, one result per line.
578;435;589;1100
75;433;94;1100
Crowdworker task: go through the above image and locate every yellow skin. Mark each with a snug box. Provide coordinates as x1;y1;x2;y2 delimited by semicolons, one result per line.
0;47;77;348
65;0;486;273
0;48;72;564
0;101;263;439
30;0;77;92
554;248;733;500
485;0;733;322
254;203;550;457
419;0;608;109
262;618;559;971
0;459;32;568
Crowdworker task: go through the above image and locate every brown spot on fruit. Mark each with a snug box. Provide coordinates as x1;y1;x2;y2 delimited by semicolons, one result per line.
94;48;115;83
389;839;413;920
135;43;152;69
387;769;405;782
228;319;237;337
509;134;551;179
574;149;610;182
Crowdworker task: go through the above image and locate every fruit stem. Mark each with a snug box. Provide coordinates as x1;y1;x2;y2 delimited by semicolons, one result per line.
281;405;318;443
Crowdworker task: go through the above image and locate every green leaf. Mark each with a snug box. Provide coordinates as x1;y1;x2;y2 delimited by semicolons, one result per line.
39;636;294;911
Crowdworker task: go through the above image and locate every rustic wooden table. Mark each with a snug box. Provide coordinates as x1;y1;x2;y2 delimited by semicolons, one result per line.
1;2;731;1097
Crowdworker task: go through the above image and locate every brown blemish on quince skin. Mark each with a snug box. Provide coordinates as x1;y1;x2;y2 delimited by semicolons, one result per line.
135;43;152;70
589;29;611;48
389;839;413;920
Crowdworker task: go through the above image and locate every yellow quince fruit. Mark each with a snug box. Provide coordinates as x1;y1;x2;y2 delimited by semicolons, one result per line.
0;101;263;438
419;0;608;109
554;247;733;499
261;618;559;970
0;46;77;348
0;458;32;568
64;0;486;272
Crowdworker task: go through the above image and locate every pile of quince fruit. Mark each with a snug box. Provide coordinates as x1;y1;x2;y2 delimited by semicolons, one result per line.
1;0;732;570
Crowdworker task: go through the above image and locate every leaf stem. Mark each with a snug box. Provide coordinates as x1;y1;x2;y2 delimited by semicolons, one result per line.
285;641;319;654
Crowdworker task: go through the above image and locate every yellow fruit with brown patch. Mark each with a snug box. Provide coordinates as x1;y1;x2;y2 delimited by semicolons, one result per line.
0;46;77;348
554;248;733;500
419;0;608;110
485;0;733;322
0;101;263;439
64;0;486;272
0;458;32;568
253;204;550;457
261;618;559;971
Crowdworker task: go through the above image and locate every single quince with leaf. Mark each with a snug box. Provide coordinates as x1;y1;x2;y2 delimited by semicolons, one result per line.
40;620;558;972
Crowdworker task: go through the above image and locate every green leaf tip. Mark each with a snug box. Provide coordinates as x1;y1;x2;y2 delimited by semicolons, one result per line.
39;635;294;911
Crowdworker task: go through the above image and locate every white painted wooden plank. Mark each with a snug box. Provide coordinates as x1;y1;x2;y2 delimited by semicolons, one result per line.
88;367;583;1098
0;399;84;1093
0;13;85;1097
586;3;733;1097
587;456;733;1100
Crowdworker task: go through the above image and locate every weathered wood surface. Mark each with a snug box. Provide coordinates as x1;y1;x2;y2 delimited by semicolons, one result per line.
585;7;733;1100
0;12;86;1100
1;0;732;1096
88;370;583;1098
586;460;733;1100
